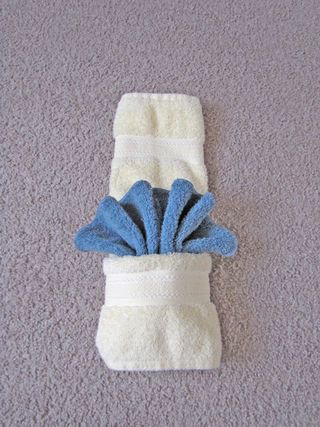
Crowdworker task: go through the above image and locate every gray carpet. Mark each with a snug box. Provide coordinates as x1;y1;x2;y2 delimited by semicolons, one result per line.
2;0;320;425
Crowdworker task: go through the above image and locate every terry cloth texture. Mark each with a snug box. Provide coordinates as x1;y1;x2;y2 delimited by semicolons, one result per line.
97;95;224;371
97;253;221;370
74;179;237;257
110;93;208;198
2;0;320;425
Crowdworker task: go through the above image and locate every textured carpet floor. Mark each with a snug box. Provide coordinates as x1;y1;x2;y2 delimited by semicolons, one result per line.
1;0;320;425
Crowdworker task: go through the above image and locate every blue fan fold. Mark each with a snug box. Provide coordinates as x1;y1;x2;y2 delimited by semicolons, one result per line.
75;179;237;257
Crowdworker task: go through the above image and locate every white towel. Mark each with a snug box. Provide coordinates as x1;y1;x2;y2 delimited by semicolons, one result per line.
110;93;208;198
96;93;222;370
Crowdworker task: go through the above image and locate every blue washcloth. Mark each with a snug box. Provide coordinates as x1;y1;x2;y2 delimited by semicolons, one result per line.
75;179;237;257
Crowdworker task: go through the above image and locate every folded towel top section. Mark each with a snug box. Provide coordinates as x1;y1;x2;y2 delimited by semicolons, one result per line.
110;93;208;198
113;93;205;140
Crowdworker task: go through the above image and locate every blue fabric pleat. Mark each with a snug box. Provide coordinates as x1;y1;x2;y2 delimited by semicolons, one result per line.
160;179;195;254
121;181;159;254
74;179;237;257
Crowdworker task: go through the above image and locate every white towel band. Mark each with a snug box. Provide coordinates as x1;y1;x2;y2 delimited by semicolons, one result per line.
114;135;204;164
104;269;210;306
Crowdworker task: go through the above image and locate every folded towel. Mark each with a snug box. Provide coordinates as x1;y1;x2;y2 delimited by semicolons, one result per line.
96;253;222;370
75;179;237;257
76;93;236;371
110;93;208;198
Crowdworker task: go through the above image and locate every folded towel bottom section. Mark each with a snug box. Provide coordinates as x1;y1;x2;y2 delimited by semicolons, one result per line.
96;253;222;371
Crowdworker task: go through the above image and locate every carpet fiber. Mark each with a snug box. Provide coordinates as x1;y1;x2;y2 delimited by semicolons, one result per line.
1;0;320;425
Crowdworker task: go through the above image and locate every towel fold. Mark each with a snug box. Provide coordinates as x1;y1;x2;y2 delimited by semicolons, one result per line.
85;93;234;371
96;253;222;371
110;93;208;198
75;179;237;257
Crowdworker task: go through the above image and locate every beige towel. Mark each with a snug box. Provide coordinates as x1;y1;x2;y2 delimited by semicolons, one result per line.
96;93;222;370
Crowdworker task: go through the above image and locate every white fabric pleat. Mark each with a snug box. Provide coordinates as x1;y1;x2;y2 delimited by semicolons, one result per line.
105;269;210;306
114;135;204;164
